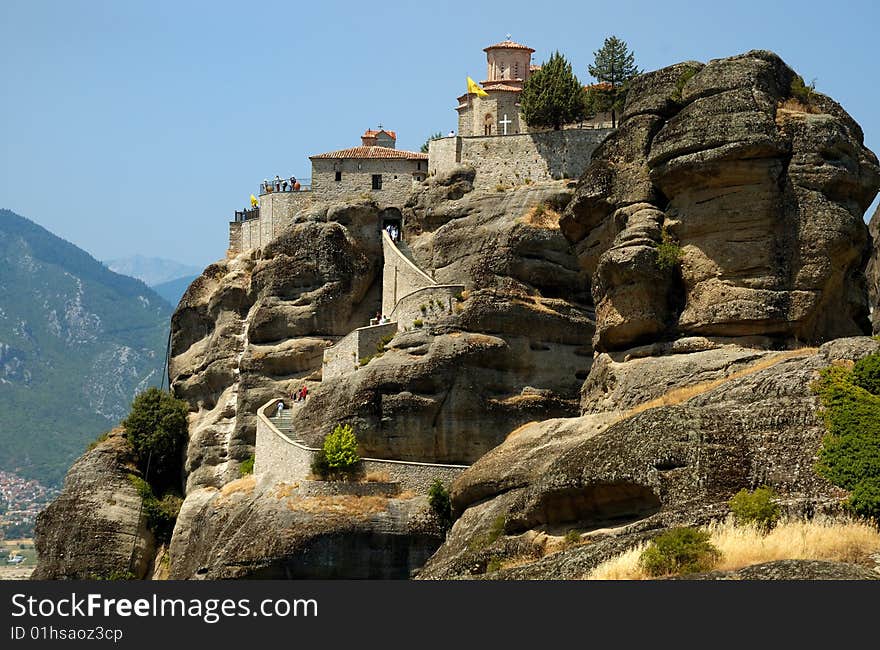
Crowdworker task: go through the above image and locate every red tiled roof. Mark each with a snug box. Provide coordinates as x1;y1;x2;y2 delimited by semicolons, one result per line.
362;129;397;140
482;83;522;92
585;82;613;91
310;146;427;160
484;40;534;53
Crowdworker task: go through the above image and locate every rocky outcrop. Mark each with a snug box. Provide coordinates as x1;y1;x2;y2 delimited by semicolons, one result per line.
417;338;877;579
287;178;594;462
166;476;443;579
561;51;880;351
170;211;383;491
867;205;880;332
675;559;879;580
32;429;155;579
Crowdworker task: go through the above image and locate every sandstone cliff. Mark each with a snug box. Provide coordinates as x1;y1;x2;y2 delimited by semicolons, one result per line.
560;51;879;351
34;50;880;581
32;429;155;579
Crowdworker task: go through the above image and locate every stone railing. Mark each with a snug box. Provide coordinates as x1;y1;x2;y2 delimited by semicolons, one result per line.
321;322;397;380
390;284;465;331
254;399;468;493
381;229;436;316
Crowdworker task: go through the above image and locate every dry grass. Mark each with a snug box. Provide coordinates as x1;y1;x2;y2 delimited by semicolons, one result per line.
586;517;880;580
777;99;822;115
625;348;817;418
521;204;561;229
364;471;391;483
396;490;417;500
272;482;299;499
288;495;389;516
218;475;256;498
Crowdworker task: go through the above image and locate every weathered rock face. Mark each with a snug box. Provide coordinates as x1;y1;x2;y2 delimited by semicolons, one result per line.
867;205;880;333
561;51;880;352
417;338;878;579
166;477;444;579
32;429;155;579
170;212;383;491
288;178;594;462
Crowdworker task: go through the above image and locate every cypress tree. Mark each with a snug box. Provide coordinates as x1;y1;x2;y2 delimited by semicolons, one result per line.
587;35;642;128
520;51;587;131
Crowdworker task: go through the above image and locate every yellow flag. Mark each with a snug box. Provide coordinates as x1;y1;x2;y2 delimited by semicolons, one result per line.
250;194;258;208
467;76;489;97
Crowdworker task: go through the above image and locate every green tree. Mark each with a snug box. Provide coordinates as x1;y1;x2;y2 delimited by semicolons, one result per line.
587;35;642;128
428;479;453;531
323;424;360;472
421;131;444;153
728;487;780;531
122;387;189;493
639;527;721;577
520;51;587;130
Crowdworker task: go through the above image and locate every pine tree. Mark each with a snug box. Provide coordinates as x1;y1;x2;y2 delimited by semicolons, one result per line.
587;35;641;128
520;51;587;131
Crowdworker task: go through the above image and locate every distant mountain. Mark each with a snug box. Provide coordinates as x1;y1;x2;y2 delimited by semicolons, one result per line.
0;209;172;486
104;255;201;287
151;274;199;307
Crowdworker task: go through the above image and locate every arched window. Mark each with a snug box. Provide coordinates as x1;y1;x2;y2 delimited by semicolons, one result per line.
484;113;493;136
514;62;519;79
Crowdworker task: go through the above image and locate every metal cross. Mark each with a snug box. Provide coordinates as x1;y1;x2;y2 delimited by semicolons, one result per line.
499;114;512;135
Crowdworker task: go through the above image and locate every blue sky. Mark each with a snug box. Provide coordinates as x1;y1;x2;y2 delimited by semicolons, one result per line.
2;0;879;269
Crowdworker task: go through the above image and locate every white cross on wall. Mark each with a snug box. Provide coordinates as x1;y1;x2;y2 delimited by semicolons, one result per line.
499;114;512;135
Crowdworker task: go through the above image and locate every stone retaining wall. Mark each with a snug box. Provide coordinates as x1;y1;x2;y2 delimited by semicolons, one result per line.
322;322;397;380
391;284;465;332
429;129;611;189
254;399;467;493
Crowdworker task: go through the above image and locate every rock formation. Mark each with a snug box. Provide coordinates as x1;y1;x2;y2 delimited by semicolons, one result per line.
867;205;880;332
167;477;443;579
417;338;876;579
560;51;880;351
34;51;880;581
32;429;155;579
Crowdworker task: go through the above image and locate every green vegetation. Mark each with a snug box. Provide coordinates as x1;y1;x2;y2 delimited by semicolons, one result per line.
420;131;444;154
122;388;189;493
812;356;880;522
128;475;182;544
420;303;428;313
428;479;453;531
238;455;255;477
672;66;700;102
655;227;682;271
790;75;817;105
728;486;780;531
468;514;507;552
87;430;111;451
587;35;642;128
311;424;361;479
639;527;721;576
486;556;503;573
0;209;171;486
413;319;424;328
564;529;582;547
520;51;587;130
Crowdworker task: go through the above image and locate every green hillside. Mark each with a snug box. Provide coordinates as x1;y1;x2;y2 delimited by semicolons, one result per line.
0;209;172;485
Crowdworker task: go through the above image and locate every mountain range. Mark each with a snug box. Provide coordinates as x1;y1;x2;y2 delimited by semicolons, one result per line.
0;209;172;485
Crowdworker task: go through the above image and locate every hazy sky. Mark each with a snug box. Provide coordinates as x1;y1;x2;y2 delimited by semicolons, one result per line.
2;0;879;269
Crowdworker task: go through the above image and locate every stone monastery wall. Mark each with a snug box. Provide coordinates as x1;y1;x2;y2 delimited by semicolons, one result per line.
429;129;611;189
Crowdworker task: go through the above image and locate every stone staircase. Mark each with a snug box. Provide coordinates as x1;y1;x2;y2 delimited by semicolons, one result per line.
269;405;309;446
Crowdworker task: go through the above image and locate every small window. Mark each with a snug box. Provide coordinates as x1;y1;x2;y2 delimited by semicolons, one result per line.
334;171;342;182
372;174;382;190
393;175;398;180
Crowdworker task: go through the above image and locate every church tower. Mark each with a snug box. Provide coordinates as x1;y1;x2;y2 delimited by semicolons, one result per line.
457;38;535;137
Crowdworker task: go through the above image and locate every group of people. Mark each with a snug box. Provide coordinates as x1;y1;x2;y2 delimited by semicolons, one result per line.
274;384;309;417
262;175;300;193
371;311;390;326
384;223;401;242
